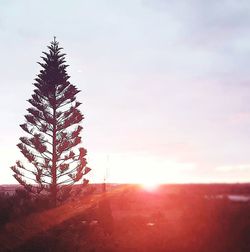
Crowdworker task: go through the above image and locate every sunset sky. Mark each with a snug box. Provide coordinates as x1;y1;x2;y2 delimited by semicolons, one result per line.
1;0;250;184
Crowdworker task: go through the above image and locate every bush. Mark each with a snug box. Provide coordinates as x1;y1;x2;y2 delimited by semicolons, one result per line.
0;188;52;227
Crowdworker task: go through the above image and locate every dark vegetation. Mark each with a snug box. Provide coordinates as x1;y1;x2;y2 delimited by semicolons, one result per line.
10;38;90;207
0;189;51;227
1;184;250;252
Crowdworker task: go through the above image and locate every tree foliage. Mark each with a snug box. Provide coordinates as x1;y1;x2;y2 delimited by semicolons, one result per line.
11;38;91;205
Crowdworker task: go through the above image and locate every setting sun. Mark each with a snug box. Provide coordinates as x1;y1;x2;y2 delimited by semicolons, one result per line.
140;181;160;191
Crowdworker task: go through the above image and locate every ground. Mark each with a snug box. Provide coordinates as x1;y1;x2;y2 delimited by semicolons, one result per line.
1;184;250;252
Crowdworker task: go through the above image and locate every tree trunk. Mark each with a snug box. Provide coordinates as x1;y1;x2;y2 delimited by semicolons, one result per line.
51;103;57;207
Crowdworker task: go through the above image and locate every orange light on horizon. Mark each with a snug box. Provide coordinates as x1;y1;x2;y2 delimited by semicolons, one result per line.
140;181;159;192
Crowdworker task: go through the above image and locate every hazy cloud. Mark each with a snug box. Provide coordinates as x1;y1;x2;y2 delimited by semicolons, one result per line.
1;0;250;183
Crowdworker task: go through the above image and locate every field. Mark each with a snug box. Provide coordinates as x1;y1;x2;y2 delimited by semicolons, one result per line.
1;184;250;251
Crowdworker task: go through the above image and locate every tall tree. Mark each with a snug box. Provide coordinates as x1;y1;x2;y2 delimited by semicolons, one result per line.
11;37;91;206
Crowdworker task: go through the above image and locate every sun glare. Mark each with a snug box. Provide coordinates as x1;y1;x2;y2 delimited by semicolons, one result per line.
141;181;159;191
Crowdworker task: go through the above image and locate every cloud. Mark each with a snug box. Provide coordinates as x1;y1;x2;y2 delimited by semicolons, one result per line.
141;0;250;81
228;112;250;124
216;164;250;172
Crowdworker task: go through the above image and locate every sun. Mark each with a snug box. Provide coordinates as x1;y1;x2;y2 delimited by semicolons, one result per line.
140;181;159;192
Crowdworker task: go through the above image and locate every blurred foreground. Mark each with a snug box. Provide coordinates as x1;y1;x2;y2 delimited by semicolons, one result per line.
0;183;250;252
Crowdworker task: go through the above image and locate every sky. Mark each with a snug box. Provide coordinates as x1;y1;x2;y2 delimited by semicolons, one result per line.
1;0;250;184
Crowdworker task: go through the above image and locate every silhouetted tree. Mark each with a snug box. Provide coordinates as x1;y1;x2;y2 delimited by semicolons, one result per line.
11;37;91;206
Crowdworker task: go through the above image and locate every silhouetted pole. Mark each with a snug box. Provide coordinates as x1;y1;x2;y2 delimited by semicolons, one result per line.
98;155;113;235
